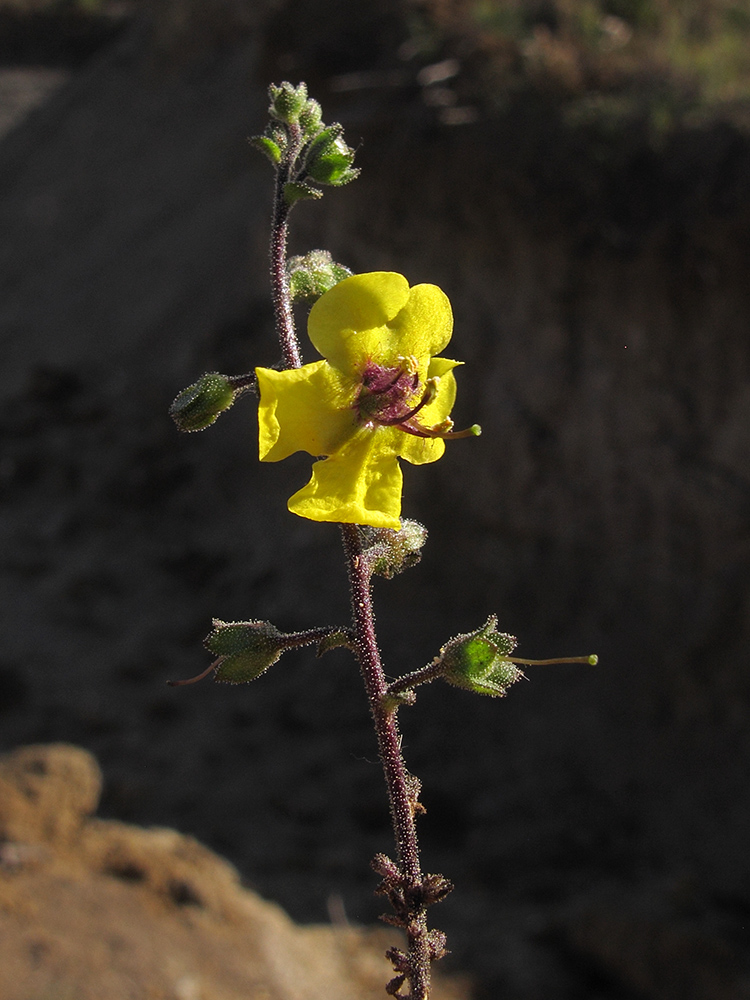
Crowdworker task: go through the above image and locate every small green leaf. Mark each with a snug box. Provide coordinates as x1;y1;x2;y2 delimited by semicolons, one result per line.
249;135;282;165
284;181;323;205
316;628;354;657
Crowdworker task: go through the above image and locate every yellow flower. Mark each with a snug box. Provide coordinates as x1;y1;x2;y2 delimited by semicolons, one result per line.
256;272;478;529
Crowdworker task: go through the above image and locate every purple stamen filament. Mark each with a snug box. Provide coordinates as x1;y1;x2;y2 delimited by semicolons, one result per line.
357;363;478;441
374;381;435;426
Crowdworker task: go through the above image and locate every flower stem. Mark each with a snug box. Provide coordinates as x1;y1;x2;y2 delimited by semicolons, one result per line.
270;122;303;369
387;659;445;698
266;126;436;998
341;523;432;1000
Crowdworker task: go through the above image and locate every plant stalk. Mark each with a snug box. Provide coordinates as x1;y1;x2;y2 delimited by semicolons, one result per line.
269;138;434;999
270;122;303;370
341;523;432;1000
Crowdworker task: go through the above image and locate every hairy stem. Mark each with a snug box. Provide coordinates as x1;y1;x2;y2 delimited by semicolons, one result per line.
270;122;303;370
341;523;432;1000
387;659;445;698
267;132;435;997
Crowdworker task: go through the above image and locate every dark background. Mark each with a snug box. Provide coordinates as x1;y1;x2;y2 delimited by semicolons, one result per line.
2;2;750;997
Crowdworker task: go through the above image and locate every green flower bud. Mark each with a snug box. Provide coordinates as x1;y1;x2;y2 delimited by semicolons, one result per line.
205;619;287;684
169;373;235;432
360;519;428;579
305;123;342;155
306;127;358;185
268;81;308;125
299;98;323;137
287;250;352;302
439;616;524;697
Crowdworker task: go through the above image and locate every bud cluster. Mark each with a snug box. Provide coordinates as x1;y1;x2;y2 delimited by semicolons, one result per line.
250;82;359;206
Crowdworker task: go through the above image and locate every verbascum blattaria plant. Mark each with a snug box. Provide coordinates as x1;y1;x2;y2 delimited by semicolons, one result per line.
169;83;597;1000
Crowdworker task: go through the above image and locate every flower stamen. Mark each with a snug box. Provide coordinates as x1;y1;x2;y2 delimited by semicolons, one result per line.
375;378;440;427
399;418;482;440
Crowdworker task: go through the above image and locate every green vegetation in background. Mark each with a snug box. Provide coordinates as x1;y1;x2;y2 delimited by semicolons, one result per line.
468;0;750;115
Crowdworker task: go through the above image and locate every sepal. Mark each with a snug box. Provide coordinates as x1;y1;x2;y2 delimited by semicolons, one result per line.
299;98;323;137
439;615;524;697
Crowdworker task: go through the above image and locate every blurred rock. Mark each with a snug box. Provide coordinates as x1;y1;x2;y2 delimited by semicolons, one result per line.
0;743;468;1000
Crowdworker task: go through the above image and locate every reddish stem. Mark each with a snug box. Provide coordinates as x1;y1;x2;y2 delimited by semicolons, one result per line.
270;122;303;370
267;123;435;997
341;523;432;1000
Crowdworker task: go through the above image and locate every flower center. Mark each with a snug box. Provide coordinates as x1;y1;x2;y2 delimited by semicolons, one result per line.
356;360;421;426
354;358;481;442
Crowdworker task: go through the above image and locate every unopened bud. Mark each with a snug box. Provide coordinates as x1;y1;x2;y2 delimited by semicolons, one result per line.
205;619;288;684
360;519;428;578
169;373;235;432
306;125;359;186
268;81;308;124
299;98;323;136
288;250;352;302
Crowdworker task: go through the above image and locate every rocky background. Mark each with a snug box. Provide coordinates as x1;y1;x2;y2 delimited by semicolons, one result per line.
1;1;750;997
0;742;467;1000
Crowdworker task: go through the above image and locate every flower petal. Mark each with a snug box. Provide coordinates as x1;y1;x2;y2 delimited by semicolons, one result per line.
394;429;445;466
288;431;403;528
257;361;356;461
421;360;459;424
308;272;410;372
387;283;453;366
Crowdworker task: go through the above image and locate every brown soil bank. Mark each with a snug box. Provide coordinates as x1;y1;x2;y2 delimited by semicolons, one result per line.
0;743;466;999
1;6;750;999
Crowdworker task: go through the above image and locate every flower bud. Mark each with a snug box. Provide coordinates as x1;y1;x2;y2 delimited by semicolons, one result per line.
287;250;352;302
268;81;308;124
360;519;428;579
299;98;323;137
306;128;359;185
439;616;524;697
169;373;235;432
205;620;288;684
